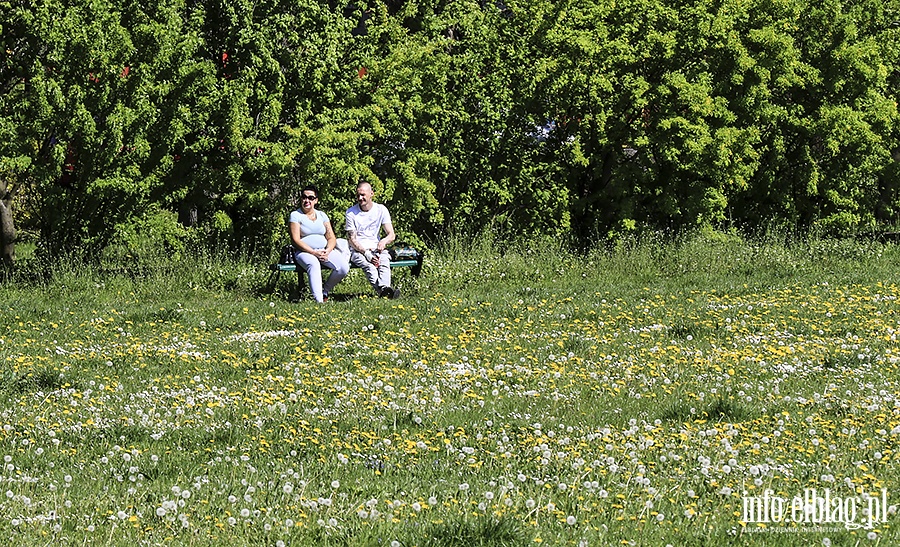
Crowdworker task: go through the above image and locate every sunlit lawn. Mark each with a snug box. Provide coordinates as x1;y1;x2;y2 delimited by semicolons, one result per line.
1;234;899;545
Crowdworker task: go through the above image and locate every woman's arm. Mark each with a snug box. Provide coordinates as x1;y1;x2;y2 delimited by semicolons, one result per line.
289;221;317;254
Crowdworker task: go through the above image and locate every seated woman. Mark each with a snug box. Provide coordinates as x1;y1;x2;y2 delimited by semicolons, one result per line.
289;185;350;302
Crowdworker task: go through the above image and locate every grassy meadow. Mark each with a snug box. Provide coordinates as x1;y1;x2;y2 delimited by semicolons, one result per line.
1;232;899;546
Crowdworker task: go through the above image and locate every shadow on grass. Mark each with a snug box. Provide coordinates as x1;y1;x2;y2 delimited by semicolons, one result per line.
0;366;72;394
328;292;373;303
420;516;527;546
660;397;754;423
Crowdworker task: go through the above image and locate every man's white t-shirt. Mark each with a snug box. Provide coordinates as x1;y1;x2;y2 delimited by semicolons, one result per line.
345;203;391;251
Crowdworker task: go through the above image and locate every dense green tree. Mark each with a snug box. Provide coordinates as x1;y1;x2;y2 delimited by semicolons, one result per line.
1;0;899;270
723;0;900;232
1;0;211;262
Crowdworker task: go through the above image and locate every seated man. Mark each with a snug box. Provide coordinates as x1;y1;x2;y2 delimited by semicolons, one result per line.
345;181;400;299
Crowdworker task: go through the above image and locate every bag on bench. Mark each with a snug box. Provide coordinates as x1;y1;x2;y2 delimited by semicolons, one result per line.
389;245;421;261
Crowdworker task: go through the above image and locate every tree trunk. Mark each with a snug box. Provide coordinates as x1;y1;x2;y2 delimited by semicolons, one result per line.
0;179;14;271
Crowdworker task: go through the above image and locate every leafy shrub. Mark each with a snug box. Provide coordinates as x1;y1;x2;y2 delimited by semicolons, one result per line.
102;207;191;268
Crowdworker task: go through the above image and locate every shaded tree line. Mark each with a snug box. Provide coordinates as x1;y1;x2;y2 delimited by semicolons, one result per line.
1;0;899;268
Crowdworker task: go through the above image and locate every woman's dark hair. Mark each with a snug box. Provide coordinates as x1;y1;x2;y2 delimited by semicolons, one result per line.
301;184;319;198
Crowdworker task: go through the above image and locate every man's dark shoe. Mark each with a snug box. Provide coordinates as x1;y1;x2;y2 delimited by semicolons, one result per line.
379;286;401;299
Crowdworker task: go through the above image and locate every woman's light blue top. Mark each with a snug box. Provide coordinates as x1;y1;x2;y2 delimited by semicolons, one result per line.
289;209;329;249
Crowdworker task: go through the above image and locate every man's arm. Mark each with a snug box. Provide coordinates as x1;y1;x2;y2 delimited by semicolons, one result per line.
376;221;396;252
348;227;379;264
345;210;373;258
345;210;363;252
347;230;367;253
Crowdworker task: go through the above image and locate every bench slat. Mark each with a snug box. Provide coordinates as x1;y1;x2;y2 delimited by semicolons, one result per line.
271;259;419;272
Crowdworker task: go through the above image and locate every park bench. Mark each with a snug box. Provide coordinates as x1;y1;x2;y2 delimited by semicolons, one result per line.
266;239;424;297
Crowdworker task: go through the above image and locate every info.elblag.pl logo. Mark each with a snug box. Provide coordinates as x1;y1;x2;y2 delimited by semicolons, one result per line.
742;488;895;530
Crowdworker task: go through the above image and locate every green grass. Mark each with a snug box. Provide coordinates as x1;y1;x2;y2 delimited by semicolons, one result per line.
0;231;898;545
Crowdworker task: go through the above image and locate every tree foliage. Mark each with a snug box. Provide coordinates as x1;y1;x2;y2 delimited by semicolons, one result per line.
1;0;898;267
